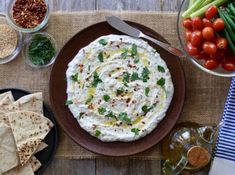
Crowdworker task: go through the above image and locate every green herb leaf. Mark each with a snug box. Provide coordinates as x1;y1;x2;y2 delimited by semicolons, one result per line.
78;112;85;119
141;67;150;82
142;105;153;114
131;72;140;81
131;44;138;57
105;111;117;120
71;73;78;82
134;58;140;63
98;52;104;62
131;128;140;136
145;87;150;96
119;112;132;124
95;130;101;137
157;78;165;87
28;34;56;66
121;49;129;59
98;107;106;115
85;95;93;104
92;71;102;87
103;94;110;102
123;72;130;86
158;65;165;73
65;100;73;106
116;87;125;96
99;39;108;46
88;65;91;71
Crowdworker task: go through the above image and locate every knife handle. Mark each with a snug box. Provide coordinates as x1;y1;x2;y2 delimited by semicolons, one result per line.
140;33;186;58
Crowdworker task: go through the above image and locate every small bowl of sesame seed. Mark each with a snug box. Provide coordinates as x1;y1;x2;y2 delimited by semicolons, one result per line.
0;14;23;64
6;0;50;33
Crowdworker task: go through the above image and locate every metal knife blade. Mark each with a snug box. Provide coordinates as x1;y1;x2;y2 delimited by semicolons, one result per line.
106;16;141;38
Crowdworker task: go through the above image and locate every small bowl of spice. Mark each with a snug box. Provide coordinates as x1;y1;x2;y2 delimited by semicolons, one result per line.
0;14;23;64
6;0;50;33
23;32;57;68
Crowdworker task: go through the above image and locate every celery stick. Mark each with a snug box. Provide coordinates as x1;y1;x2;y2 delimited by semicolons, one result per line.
201;0;213;7
190;0;229;18
188;0;196;8
182;0;204;18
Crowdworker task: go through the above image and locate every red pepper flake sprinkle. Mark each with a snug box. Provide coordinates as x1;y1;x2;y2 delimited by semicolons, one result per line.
13;0;47;29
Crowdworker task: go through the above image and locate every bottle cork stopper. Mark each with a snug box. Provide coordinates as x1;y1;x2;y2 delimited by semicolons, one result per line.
187;146;210;168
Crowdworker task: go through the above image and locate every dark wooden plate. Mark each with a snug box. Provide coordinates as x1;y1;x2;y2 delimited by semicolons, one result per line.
0;88;58;175
49;21;185;156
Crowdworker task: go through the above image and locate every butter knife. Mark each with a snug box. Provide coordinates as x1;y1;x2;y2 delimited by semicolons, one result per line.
106;16;185;58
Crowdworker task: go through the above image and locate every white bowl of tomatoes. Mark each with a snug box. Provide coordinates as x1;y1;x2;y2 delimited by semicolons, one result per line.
177;0;235;77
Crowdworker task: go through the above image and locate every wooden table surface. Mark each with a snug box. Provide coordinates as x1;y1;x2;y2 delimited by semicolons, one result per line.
0;1;185;175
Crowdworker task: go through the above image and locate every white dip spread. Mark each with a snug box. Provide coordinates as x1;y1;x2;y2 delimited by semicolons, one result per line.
66;35;174;142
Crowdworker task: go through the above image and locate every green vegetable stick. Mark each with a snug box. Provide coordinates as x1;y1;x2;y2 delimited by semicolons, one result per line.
182;0;204;18
190;0;229;18
200;0;213;8
188;0;196;8
224;29;235;53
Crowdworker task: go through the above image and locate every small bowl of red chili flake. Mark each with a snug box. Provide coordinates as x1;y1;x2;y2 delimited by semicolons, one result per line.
6;0;50;33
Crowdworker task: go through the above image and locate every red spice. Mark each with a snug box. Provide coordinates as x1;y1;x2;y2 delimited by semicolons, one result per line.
13;0;47;29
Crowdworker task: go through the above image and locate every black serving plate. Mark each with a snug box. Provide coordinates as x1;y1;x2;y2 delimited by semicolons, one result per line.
0;88;58;175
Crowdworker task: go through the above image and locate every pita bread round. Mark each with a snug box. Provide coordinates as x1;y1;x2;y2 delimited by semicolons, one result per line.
0;92;14;102
0;123;19;173
0;96;18;113
7;111;53;165
3;163;34;175
28;156;41;172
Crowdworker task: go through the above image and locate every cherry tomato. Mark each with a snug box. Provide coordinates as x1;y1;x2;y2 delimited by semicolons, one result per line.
205;5;218;19
216;37;228;49
187;42;200;56
183;18;193;29
210;50;225;63
185;30;192;41
222;60;235;71
192;17;203;30
196;51;209;60
202;27;215;41
190;30;203;46
202;18;213;28
204;59;219;70
203;41;217;54
213;18;225;32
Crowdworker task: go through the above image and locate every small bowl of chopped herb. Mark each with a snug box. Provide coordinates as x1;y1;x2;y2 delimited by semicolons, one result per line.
24;32;57;68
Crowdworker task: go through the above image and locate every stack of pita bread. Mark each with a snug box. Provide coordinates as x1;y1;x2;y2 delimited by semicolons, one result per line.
0;91;54;175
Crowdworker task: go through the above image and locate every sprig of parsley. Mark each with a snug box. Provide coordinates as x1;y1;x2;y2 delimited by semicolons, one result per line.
98;107;106;115
98;52;104;62
141;67;150;82
145;87;150;96
157;78;165;87
158;65;165;73
65;100;73;106
131;44;138;57
103;94;110;102
95;130;101;137
99;39;108;46
71;73;78;82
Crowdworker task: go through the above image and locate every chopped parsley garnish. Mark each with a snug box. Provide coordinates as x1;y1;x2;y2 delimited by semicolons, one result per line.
158;65;165;73
95;130;101;137
116;87;125;96
98;107;106;115
142;105;153;114
131;44;138;57
92;71;102;87
123;72;130;86
118;112;131;124
131;128;140;136
28;34;56;66
157;78;165;87
85;95;93;104
78;112;85;119
98;52;104;62
131;72;140;81
88;65;91;71
105;111;117;120
121;49;128;59
145;87;150;96
141;67;150;82
65;100;73;106
103;94;110;102
99;39;107;46
71;73;78;82
134;58;140;63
